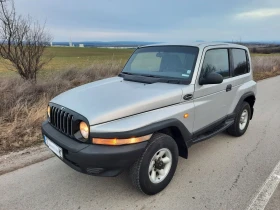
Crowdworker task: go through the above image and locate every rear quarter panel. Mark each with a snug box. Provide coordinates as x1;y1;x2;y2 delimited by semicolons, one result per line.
228;75;257;114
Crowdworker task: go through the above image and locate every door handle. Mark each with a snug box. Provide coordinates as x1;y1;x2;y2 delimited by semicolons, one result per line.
226;84;232;92
183;94;193;100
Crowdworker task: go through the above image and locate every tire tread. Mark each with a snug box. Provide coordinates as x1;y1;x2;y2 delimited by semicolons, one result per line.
227;102;251;137
129;133;174;194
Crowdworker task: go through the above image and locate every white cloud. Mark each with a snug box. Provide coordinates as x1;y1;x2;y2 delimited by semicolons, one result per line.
236;8;280;19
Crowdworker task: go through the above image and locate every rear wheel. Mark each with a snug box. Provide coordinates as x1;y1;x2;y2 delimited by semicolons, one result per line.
129;133;178;195
227;102;251;137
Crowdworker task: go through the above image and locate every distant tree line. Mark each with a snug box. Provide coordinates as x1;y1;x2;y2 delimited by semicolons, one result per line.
250;46;280;54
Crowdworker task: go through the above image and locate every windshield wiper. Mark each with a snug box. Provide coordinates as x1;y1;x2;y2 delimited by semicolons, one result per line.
120;72;134;75
136;74;161;78
120;72;161;78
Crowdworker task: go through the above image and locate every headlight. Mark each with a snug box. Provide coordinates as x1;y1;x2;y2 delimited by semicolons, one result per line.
47;106;51;118
80;121;89;139
92;134;152;146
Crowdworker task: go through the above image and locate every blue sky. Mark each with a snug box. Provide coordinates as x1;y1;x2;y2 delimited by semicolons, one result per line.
15;0;280;42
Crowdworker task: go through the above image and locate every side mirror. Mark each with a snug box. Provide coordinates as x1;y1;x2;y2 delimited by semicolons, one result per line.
199;72;223;85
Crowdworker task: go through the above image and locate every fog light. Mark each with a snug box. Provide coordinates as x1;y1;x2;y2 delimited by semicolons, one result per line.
86;168;104;175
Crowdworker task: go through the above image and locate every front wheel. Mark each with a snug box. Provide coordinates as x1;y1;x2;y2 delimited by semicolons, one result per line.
129;133;178;195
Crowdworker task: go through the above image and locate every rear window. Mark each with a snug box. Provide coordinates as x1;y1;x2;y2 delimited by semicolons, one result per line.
232;49;249;76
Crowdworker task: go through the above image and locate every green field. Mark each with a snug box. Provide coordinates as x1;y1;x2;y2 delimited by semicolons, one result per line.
0;47;134;76
0;47;279;78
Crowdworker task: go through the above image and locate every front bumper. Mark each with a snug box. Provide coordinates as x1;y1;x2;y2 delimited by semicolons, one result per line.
42;121;147;177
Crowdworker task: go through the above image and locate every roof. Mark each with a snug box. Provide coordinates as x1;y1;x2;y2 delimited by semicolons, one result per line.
141;42;247;49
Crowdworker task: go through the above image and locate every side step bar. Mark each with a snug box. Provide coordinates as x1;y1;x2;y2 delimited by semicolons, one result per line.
191;119;234;144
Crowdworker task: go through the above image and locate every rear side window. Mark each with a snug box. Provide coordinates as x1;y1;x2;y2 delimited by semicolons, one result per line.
201;49;229;79
232;49;249;76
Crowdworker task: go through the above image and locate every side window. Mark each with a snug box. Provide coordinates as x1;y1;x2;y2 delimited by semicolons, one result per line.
232;49;249;76
201;49;229;79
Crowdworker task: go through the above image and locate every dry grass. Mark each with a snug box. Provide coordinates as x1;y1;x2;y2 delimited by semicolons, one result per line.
0;61;122;154
252;55;280;80
0;55;280;154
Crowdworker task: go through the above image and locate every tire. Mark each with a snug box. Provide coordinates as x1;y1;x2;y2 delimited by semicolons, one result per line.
129;133;179;195
227;102;251;137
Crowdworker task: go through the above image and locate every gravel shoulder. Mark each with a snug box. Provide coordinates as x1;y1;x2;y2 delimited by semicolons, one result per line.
0;144;53;175
265;185;280;210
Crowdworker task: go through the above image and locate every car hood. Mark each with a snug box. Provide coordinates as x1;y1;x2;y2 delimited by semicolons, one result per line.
51;77;184;125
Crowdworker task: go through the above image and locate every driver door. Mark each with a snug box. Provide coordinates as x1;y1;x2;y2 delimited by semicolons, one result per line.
193;48;235;133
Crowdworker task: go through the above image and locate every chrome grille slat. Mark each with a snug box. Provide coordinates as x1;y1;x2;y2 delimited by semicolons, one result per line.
49;106;74;137
63;112;67;132
70;115;73;136
60;111;64;131
50;107;54;124
57;110;61;129
52;107;56;124
67;114;71;135
56;108;59;127
54;108;58;127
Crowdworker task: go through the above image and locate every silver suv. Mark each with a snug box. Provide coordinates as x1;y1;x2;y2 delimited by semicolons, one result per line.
42;42;256;195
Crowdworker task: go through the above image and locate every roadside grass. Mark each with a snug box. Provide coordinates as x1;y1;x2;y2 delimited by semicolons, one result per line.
252;55;280;80
0;61;123;154
0;50;279;154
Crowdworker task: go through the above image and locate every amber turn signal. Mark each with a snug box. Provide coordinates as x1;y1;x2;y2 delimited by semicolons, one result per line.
184;113;189;118
92;134;152;146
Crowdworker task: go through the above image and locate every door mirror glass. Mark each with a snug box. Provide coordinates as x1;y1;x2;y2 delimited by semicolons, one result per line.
199;72;223;85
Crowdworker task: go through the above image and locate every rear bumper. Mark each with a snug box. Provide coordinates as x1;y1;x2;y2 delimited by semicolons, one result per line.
41;121;147;177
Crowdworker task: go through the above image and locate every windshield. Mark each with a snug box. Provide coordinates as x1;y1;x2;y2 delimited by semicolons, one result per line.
122;46;199;81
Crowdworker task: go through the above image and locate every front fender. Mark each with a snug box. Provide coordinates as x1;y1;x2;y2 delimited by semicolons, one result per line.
90;102;194;141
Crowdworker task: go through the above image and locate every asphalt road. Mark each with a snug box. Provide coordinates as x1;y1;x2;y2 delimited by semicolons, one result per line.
265;185;280;210
1;76;280;210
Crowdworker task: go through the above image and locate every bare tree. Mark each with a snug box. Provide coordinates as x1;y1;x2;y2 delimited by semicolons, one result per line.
0;0;52;82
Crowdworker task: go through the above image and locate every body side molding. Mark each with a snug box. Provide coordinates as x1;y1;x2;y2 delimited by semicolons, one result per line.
90;119;192;143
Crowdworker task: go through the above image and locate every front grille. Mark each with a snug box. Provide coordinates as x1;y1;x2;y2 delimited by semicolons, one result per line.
50;106;74;137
